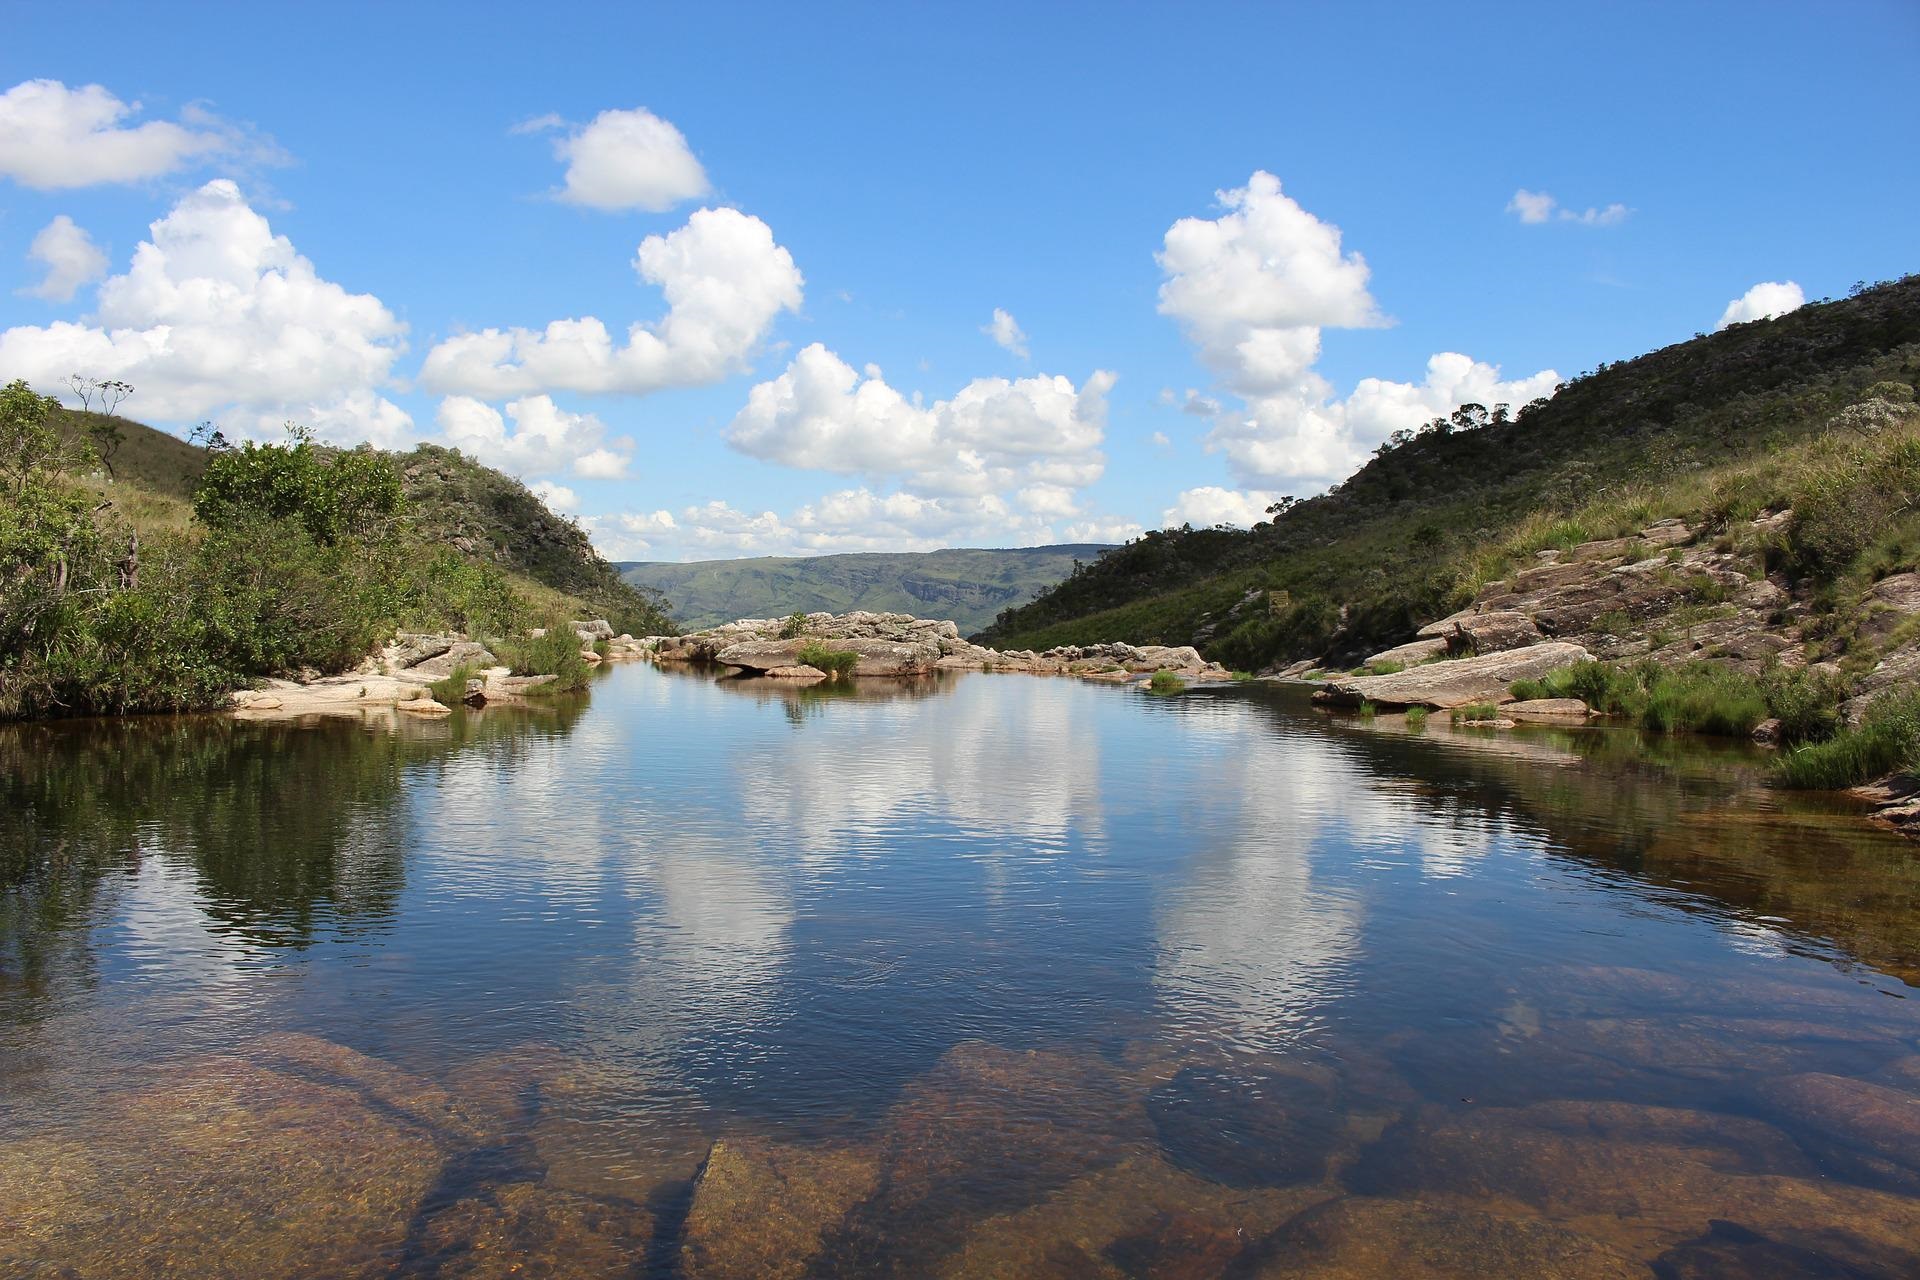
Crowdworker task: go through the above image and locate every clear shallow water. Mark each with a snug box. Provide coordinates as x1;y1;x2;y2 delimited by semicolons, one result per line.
4;663;1920;1277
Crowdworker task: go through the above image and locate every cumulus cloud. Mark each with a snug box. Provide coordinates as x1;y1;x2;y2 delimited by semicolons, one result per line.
1160;172;1558;491
725;342;1115;502
0;79;279;190
983;307;1029;359
1506;188;1630;227
1158;170;1381;396
589;484;1138;562
436;394;632;479
420;205;802;398
0;179;412;443
1162;486;1281;529
19;215;107;301
523;106;711;212
1716;280;1805;330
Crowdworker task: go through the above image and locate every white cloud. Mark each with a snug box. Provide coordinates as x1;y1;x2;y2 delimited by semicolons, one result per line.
435;394;632;479
725;342;1115;501
1158;170;1381;396
1506;188;1630;227
1716;280;1805;330
1150;430;1172;448
0;179;412;444
19;215;107;301
589;483;1138;562
528;106;711;213
0;79;278;190
1162;486;1280;529
529;481;579;513
420;205;802;397
983;307;1029;359
1160;172;1559;491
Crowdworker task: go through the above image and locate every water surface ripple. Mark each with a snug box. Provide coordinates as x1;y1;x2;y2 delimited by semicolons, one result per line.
4;664;1920;1276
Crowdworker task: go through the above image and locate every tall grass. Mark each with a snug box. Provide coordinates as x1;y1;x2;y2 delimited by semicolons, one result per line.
1776;690;1920;790
1404;705;1429;730
491;617;591;692
796;641;859;677
428;662;479;706
1147;670;1186;694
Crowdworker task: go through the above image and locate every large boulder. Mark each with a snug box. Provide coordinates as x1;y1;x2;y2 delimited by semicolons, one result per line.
1365;637;1450;668
1318;642;1591;709
715;637;940;677
1416;610;1543;655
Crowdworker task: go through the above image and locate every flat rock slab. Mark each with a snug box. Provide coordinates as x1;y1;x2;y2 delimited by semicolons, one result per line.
1318;643;1591;709
715;637;940;677
1505;698;1591;722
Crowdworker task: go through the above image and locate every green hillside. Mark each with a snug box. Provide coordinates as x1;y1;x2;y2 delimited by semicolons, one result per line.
620;544;1114;634
981;275;1920;670
4;394;673;719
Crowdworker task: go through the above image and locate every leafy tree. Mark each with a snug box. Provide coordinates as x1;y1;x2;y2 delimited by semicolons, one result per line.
192;425;402;544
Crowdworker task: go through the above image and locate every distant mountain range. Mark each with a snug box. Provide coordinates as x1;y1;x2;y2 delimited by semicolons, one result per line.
619;545;1116;635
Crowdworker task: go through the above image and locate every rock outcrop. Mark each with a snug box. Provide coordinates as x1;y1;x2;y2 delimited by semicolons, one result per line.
636;612;1233;685
1317;643;1592;710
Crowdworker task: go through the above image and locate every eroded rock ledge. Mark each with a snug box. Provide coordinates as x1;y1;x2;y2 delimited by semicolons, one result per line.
633;611;1232;685
231;621;643;720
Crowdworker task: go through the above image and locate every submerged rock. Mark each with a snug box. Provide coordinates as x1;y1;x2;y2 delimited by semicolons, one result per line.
415;1181;651;1278
680;1137;881;1280
1252;1197;1641;1279
934;1155;1330;1280
1147;1064;1341;1188
0;1033;473;1279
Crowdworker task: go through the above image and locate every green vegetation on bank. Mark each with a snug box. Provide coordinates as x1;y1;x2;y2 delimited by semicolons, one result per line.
1776;690;1920;790
1148;670;1186;694
492;618;595;693
0;383;672;720
1509;660;1847;744
980;277;1920;671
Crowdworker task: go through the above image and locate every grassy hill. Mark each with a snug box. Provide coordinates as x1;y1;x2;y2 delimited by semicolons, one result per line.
620;545;1114;633
57;414;669;633
981;275;1920;671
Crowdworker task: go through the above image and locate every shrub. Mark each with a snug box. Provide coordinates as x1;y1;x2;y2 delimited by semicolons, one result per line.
1147;670;1186;694
1404;705;1429;730
1762;666;1849;745
1776;689;1920;790
428;662;479;706
493;618;592;691
779;611;808;639
1638;663;1769;736
1452;701;1499;723
796;641;859;677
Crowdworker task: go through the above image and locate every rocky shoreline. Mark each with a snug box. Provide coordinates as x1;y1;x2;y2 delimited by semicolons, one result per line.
632;611;1233;684
226;611;1233;721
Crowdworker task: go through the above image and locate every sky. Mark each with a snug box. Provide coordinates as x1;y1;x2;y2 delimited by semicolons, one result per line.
2;1;1915;562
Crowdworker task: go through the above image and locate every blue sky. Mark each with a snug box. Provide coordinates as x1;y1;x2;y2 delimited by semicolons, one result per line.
3;1;1915;560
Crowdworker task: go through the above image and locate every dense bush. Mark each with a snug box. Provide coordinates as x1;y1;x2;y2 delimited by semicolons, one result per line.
0;381;632;720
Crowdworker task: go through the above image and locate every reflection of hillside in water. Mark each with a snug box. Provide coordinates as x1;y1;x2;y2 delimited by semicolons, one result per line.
1262;690;1920;986
0;703;589;1022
